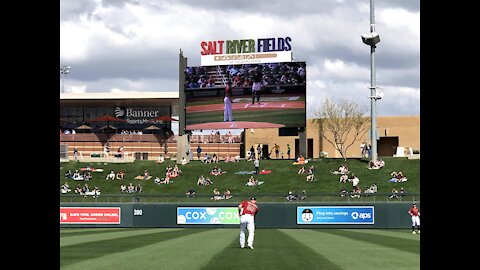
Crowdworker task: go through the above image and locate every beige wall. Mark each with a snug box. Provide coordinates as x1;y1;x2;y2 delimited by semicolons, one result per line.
244;115;420;159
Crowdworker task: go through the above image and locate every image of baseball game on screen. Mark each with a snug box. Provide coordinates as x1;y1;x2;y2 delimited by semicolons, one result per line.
184;62;306;130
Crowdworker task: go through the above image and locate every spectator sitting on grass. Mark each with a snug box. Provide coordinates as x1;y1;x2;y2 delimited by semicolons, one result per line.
74;184;83;194
65;170;72;179
224;189;232;200
116;171;125;180
297;190;307;200
173;165;182;175
364;183;378;195
388;188;399;199
135;183;142;193
286;190;297;201
127;183;135;193
83;171;92;181
156;154;165;164
369;159;385;169
246;175;258;186
339;174;348;183
211;166;222;176
203;153;211;164
120;184;126;192
106;170;116;180
185;188;196;198
197;175;213;186
399;187;406;196
306;172;315;182
143;170;150;180
308;165;315;174
350;186;361;198
160;174;171;185
212;153;219;163
298;166;305;174
349;174;360;188
211;188;222;200
181;157;188;165
340;187;348;197
60;181;71;194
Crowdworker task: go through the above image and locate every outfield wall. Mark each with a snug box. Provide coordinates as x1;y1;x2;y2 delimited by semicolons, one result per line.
60;202;419;229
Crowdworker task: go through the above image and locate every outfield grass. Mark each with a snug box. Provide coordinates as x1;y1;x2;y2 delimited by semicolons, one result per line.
60;228;420;270
60;157;419;202
187;95;306;106
186;108;306;127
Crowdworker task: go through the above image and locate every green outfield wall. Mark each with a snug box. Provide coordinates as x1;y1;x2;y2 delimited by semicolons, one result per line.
60;202;419;229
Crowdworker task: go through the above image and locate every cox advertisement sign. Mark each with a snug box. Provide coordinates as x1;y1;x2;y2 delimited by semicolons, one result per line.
60;207;121;224
177;207;240;224
297;206;374;224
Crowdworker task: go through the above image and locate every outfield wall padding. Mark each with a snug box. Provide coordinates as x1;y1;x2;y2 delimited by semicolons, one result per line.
60;202;419;229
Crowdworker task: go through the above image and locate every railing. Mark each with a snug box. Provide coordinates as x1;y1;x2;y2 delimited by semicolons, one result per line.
60;192;420;203
216;65;227;86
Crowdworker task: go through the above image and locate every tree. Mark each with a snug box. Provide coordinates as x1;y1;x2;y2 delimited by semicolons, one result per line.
311;97;370;160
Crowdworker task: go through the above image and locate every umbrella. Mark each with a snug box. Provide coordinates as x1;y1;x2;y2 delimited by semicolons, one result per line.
76;124;92;130
144;125;162;134
88;115;127;123
152;115;178;122
99;125;118;130
144;125;161;130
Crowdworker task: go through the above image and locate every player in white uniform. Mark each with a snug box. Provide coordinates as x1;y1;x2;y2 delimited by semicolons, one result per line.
224;93;234;122
238;197;259;249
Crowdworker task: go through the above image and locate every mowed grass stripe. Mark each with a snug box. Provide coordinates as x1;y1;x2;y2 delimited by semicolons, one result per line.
61;228;237;270
60;228;203;267
321;229;420;254
280;229;420;270
339;229;421;241
60;228;144;237
61;227;124;234
200;229;340;270
60;228;184;247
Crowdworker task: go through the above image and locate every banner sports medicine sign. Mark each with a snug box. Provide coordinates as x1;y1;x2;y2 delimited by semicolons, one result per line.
200;37;292;66
177;207;240;224
297;206;374;224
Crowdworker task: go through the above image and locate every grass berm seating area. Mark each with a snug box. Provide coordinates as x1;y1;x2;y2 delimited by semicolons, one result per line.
60;157;419;202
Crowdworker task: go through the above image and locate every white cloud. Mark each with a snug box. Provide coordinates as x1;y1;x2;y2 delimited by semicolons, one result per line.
60;0;419;116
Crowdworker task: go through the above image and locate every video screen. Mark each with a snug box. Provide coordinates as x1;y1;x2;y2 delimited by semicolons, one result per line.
184;62;306;130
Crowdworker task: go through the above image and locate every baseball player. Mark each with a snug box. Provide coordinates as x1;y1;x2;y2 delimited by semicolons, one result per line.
251;71;262;104
238;197;259;249
224;93;234;122
408;203;420;234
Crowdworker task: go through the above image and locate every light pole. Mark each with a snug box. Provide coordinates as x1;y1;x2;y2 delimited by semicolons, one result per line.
361;0;380;161
60;66;71;93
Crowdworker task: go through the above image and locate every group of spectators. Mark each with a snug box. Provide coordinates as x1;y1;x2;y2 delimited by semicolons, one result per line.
65;169;93;181
211;188;232;200
120;183;142;193
185;62;306;90
72;183;101;198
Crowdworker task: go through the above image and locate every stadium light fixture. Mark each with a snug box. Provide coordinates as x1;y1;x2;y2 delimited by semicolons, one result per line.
361;0;380;161
60;65;71;93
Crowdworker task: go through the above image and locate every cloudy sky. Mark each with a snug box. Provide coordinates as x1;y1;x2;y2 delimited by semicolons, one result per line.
60;0;419;117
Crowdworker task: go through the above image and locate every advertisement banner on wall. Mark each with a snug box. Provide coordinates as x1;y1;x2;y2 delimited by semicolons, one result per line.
297;206;374;224
60;207;121;224
177;207;240;224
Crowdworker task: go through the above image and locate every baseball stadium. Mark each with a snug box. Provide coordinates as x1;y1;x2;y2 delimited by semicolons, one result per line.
60;90;420;270
60;19;420;270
